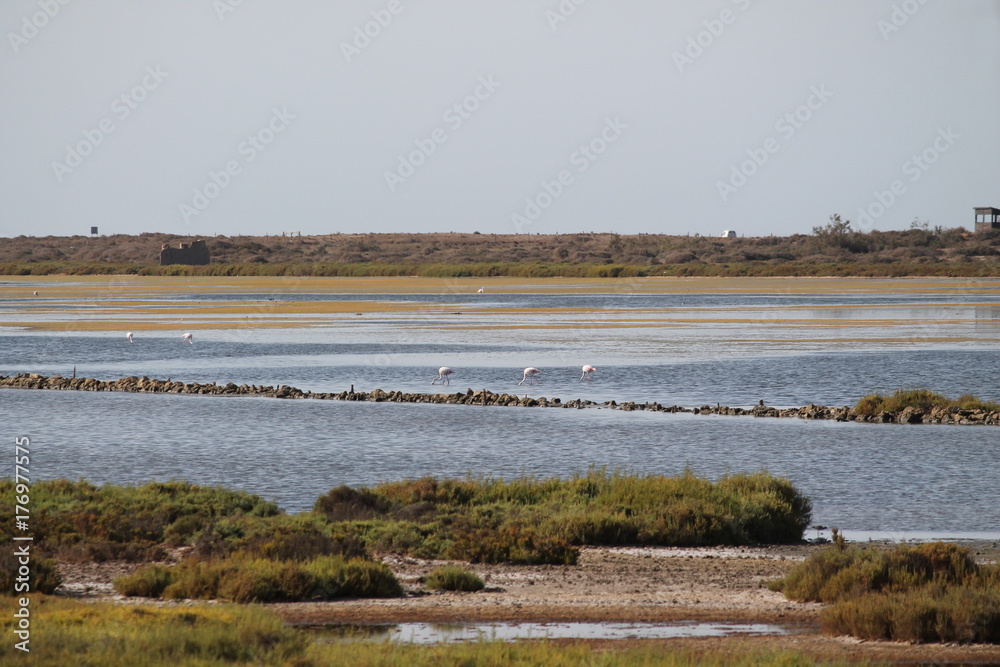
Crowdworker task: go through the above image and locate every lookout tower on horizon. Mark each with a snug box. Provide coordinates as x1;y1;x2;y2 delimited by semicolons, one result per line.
974;206;1000;233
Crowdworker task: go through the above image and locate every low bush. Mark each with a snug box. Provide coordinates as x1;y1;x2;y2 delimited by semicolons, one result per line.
0;479;280;563
772;539;979;603
116;555;402;603
853;389;1000;416
772;539;1000;643
821;584;1000;643
424;565;485;592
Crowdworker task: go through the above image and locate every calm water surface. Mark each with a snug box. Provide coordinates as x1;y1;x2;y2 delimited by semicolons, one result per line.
2;283;998;538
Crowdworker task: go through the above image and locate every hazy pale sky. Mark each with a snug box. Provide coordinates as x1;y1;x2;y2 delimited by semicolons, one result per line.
2;1;998;239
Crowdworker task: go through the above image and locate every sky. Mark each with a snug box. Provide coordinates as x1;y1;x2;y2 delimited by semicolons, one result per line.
2;0;998;239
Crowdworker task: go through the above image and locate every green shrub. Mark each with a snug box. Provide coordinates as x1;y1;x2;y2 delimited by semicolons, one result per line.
853;389;999;416
821;584;1000;643
773;541;982;603
424;565;485;592
774;540;1000;644
114;565;173;598
0;479;279;562
117;555;402;602
315;485;391;521
319;469;811;564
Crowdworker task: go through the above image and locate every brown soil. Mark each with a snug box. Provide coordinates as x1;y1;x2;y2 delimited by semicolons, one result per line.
59;542;1000;664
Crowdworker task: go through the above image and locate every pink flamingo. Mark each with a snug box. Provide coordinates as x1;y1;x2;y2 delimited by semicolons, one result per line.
518;367;541;386
181;333;193;344
126;332;134;343
431;366;455;385
580;364;597;380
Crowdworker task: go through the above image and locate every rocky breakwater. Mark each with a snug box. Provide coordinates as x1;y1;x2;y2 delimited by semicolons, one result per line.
2;373;998;426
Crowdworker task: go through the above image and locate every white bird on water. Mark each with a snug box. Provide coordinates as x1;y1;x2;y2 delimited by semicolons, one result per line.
518;367;541;386
476;287;484;293
431;366;455;385
181;333;193;344
580;364;597;381
126;332;134;343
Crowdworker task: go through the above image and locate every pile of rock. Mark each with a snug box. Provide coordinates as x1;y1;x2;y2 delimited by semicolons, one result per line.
2;373;997;426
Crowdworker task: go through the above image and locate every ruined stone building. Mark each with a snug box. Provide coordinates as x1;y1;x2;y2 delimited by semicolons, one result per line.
160;239;210;265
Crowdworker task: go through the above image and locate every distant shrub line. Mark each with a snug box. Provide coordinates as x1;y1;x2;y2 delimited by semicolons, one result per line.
772;534;1000;643
4;259;1000;278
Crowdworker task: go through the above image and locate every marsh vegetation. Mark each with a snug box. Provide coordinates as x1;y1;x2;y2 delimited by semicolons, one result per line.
772;534;1000;643
1;470;810;604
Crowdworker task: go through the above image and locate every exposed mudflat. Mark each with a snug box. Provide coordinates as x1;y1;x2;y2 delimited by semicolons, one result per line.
56;541;1000;662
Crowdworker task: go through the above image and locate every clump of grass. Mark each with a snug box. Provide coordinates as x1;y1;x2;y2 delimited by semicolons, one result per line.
113;564;173;598
424;565;485;592
772;539;979;602
0;596;308;666
318;469;812;565
116;554;402;603
772;540;1000;643
853;389;1000;416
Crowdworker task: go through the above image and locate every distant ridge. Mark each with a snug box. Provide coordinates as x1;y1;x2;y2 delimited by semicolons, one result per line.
1;228;998;277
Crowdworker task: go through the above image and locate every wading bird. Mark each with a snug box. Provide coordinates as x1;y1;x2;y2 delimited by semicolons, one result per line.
580;364;597;380
181;333;193;344
518;367;541;385
431;366;454;385
126;332;134;343
477;287;484;293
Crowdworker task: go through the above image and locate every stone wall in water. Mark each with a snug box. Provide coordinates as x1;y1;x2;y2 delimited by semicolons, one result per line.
2;373;998;426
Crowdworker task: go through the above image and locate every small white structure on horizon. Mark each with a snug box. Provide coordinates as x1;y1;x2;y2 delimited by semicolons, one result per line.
720;230;736;238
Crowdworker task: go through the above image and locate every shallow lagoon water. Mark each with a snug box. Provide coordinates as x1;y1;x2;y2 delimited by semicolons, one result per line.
315;621;790;644
2;278;999;539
